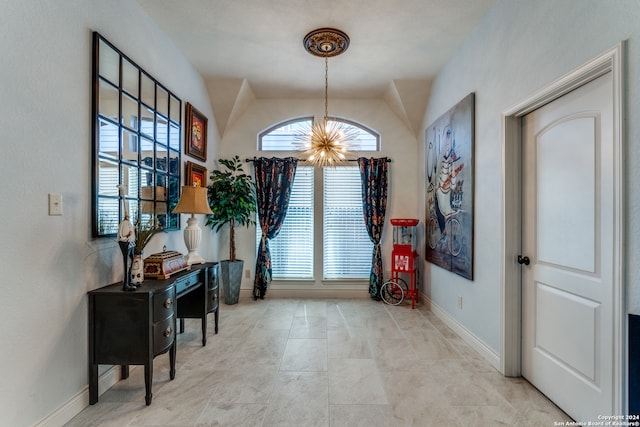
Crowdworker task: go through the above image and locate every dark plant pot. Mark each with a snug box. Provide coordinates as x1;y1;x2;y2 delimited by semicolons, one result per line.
220;259;244;305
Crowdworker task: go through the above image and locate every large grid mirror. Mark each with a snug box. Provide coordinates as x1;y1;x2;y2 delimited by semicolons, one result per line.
92;32;181;237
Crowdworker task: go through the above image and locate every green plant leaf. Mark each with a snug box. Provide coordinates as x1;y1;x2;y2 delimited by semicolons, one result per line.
207;155;257;261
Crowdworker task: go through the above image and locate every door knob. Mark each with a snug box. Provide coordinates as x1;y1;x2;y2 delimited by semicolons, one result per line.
517;255;530;265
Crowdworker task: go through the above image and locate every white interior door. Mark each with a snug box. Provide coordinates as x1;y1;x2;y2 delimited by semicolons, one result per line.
521;72;614;421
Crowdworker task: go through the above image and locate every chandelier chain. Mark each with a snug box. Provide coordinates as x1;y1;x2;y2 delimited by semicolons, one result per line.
324;55;329;124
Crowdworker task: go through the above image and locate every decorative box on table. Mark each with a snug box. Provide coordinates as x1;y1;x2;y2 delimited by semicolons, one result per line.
144;250;189;279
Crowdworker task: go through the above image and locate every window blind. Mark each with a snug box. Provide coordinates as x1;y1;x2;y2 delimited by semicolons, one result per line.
323;166;372;279
256;166;314;278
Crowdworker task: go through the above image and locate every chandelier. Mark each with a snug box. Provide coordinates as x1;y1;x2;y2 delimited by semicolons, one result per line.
296;28;358;167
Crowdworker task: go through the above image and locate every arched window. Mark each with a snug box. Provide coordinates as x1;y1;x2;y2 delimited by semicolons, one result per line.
258;116;380;151
328;117;380;151
257;116;380;281
258;117;312;151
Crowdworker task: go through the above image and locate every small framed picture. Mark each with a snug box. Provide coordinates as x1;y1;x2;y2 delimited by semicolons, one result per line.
186;161;207;187
185;103;207;161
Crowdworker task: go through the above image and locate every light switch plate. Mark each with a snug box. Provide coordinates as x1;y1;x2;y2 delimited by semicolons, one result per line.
49;193;63;216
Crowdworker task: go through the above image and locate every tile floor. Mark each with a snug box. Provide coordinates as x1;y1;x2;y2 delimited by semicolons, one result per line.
67;298;569;426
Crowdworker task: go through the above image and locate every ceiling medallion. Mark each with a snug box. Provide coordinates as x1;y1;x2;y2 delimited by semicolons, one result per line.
297;28;354;168
303;28;350;58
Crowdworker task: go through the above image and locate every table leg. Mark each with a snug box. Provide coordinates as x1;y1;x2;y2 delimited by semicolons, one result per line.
89;363;98;405
170;342;176;380
201;315;207;346
144;362;153;405
121;364;129;379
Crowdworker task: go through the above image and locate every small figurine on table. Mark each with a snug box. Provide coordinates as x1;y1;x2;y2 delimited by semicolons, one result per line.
117;185;137;291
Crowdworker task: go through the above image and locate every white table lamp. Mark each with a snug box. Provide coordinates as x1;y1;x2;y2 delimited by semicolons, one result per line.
172;185;213;265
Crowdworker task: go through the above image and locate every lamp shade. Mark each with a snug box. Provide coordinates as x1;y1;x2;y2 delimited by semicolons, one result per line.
172;185;213;215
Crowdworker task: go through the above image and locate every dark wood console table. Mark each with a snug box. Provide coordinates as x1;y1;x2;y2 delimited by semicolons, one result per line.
88;262;219;405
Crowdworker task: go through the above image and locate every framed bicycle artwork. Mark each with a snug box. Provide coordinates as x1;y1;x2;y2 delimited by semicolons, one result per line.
424;93;475;280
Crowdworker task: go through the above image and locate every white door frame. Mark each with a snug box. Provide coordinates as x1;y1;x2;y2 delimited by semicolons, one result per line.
500;43;625;413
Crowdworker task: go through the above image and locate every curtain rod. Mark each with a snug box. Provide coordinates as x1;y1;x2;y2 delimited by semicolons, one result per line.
245;157;391;163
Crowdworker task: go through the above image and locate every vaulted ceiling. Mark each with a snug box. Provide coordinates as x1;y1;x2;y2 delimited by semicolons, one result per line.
136;0;495;136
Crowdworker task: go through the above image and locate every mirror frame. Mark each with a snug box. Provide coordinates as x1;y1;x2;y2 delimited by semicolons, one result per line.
91;32;182;238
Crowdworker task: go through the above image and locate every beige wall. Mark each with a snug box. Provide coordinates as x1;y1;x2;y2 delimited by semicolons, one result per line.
219;98;419;292
0;1;218;425
420;0;640;353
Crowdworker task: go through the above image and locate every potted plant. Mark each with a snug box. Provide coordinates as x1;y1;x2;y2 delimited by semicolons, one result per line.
206;155;256;304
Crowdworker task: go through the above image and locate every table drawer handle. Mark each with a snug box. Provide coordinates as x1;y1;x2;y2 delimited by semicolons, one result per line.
164;299;173;308
163;327;172;337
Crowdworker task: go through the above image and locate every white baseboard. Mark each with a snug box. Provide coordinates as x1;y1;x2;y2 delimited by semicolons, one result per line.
33;365;122;427
421;294;501;372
